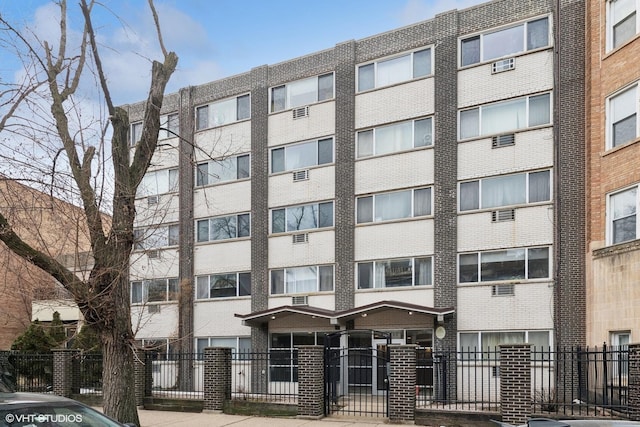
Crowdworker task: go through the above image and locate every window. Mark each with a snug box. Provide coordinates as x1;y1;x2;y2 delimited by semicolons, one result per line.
459;170;551;211
459;330;551;360
357;117;433;158
133;224;179;250
357;187;432;224
131;278;179;304
270;265;334;295
459;246;550;283
196;337;251;355
608;84;638;149
271;202;333;233
461;17;549;67
459;93;551;139
130;122;143;146
196;94;250;130
196;272;250;299
137;338;179;360
270;137;333;173
608;185;639;244
196;213;250;242
357;257;433;289
357;48;432;92
270;333;323;382
608;0;638;50
610;331;630;377
270;73;334;113
196;154;250;186
137;168;179;197
159;113;179;139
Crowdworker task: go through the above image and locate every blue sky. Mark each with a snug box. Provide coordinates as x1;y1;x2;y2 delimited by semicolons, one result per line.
0;0;485;104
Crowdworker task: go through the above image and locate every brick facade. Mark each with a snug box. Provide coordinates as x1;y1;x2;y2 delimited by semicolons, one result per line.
297;346;325;418
203;347;231;411
388;345;417;423
500;344;532;425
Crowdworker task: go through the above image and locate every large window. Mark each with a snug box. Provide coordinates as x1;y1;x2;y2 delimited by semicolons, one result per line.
357;117;433;158
159;113;179;139
137;168;179;197
196;213;250;243
459;246;550;283
608;0;639;50
608;185;639;245
196;94;250;130
196;272;250;299
131;278;179;304
459;330;551;359
196;336;251;355
459;170;551;211
196;154;250;186
357;257;433;289
271;201;333;233
461;17;549;67
270;73;334;113
133;225;179;250
270;137;333;173
357;187;432;224
459;93;551;139
270;265;334;295
608;84;638;149
270;333;324;382
357;48;432;92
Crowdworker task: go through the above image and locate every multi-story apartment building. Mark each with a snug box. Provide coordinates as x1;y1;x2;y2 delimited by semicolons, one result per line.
586;0;640;348
127;0;585;387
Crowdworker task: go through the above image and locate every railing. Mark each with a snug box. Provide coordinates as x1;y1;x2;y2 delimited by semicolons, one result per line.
146;352;202;400
1;352;53;393
232;349;298;404
73;352;102;396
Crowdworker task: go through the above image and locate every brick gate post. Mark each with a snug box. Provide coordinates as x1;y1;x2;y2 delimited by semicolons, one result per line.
52;349;76;398
297;345;325;418
203;347;231;412
628;343;640;421
389;344;417;423
500;343;531;425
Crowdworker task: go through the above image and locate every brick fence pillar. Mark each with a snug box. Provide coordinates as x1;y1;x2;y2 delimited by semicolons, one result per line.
628;344;640;421
389;344;417;423
500;343;531;425
133;349;146;407
52;349;77;398
297;345;325;418
203;347;231;412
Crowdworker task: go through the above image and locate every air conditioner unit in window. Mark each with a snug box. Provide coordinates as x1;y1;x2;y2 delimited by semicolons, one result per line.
146;250;160;259
291;295;308;306
292;106;309;119
492;284;515;296
492;133;515;148
491;57;515;73
148;305;161;314
292;233;309;244
147;195;159;205
492;209;515;222
292;169;309;182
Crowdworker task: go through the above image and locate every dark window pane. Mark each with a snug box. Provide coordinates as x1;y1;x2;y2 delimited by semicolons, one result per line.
358;63;375;91
272;209;286;233
147;280;167;302
528;247;550;279
318;73;334;101
613;114;637;147
481;249;525;282
319;202;334;228
460;181;480;211
414;118;432;147
271;148;285;173
237;155;250;179
271;270;285;294
211;216;236;240
415;257;433;286
357;197;373;224
238;214;250;237
413;48;431;78
318;138;334;165
197;220;209;242
529;170;551;203
210;274;237;298
459;253;479;283
383;259;412;287
196;106;208;130
358;262;373;289
461;36;480;66
414;188;431;216
319;266;334;291
196;163;208;186
271;86;286;112
239;273;251;296
237;94;250;120
614;12;637;49
527;17;549;50
613;216;637;244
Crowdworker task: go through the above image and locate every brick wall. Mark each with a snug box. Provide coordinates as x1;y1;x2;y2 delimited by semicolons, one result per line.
389;345;417;423
500;343;531;425
297;346;324;418
203;347;231;411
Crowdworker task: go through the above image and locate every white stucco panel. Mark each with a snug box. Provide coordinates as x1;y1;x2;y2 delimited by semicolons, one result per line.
132;303;179;339
268;231;335;268
355;220;434;261
134;195;180;226
268;294;335;312
193;180;251;219
194;121;251;157
355;149;434;195
355;287;435;308
129;249;179;279
193;240;251;275
268;166;335;208
193;298;252;337
268;101;335;147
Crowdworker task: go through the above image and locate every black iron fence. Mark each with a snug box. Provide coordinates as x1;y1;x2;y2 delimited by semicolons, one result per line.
1;352;53;393
232;349;297;404
145;352;202;400
72;352;102;396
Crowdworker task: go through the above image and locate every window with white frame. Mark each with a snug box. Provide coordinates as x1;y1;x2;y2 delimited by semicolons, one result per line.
196;213;250;243
196;337;251;355
608;84;638;149
357;257;433;289
270;73;334;113
459;170;551;211
608;185;639;245
270;137;333;173
608;0;639;50
196;272;250;299
196;94;250;130
137;168;179;197
270;265;334;295
130;122;143;146
131;278;179;304
610;331;630;377
159;112;179;139
137;338;179;360
459;93;551;139
357;117;433;158
459;246;550;283
196;154;250;186
270;333;320;382
271;201;333;233
357;48;432;92
133;224;179;250
356;187;432;224
461;17;549;67
459;330;551;360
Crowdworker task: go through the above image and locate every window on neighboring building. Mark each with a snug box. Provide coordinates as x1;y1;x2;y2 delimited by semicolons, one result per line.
608;0;638;50
159;113;179;139
196;213;250;242
270;265;334;295
196;154;250;186
196;272;251;299
459;93;551;139
357;48;432;92
608;84;638;149
131;278;179;304
196;94;250;130
196;336;251;355
133;224;179;250
459;246;550;283
610;331;630;377
130;122;143;146
357;257;433;289
270;137;333;173
459;170;551;211
608;185;639;245
356;187;432;224
271;202;334;233
459;330;551;360
270;73;334;113
356;117;433;158
137;168;179;197
461;17;549;67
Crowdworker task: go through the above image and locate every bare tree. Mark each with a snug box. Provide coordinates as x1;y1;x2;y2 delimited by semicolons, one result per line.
0;0;177;423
